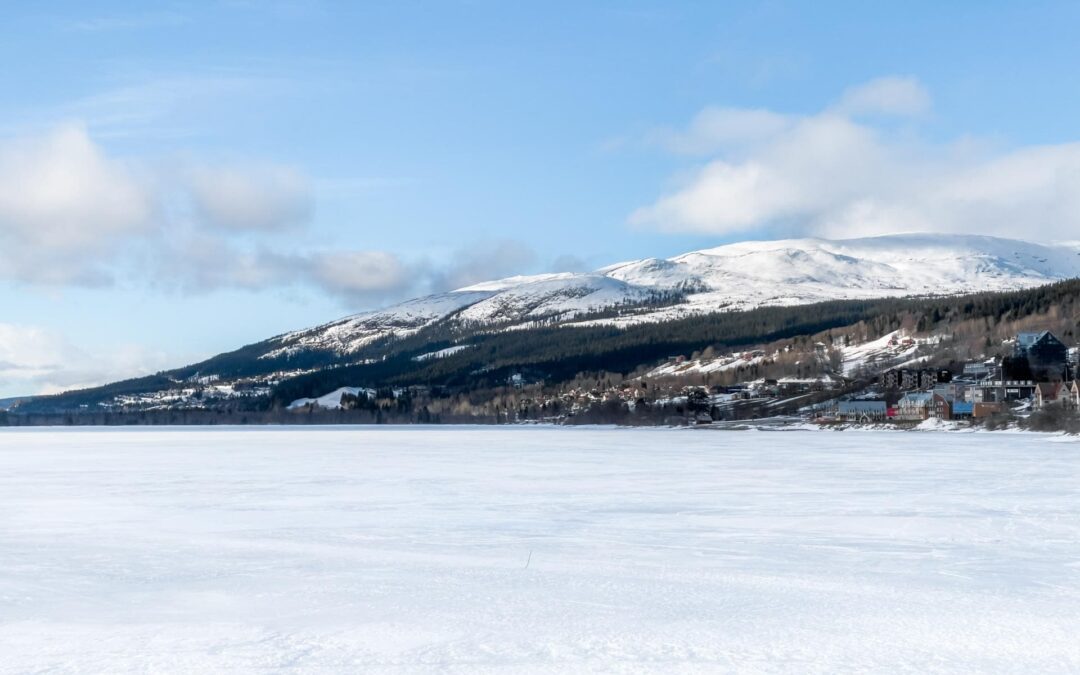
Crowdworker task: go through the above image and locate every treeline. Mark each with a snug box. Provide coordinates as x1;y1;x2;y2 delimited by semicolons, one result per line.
0;407;501;426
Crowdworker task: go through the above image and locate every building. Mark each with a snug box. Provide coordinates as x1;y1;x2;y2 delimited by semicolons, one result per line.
950;401;974;420
931;393;952;420
1016;331;1068;362
1015;331;1068;380
973;402;1004;418
837;400;888;423
963;361;995;379
881;368;951;391
1035;381;1066;409
971;379;1036;404
933;380;972;403
895;392;933;421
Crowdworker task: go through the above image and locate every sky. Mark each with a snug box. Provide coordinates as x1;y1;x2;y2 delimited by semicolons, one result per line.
4;0;1080;397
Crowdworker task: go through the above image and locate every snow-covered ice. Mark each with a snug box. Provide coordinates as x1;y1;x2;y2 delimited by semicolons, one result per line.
1;427;1079;673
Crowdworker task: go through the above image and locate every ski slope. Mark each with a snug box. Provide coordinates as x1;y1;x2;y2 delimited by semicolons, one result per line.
1;427;1079;673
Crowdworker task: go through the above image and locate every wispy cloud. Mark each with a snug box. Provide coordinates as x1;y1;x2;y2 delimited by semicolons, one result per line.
632;76;1080;242
0;70;292;142
63;10;190;33
186;163;312;232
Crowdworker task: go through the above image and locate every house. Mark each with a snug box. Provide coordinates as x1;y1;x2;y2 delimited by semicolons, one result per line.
1035;381;1065;409
751;379;780;397
1068;381;1080;408
1016;330;1067;362
931;393;952;420
1015;331;1068;380
895;392;933;421
778;379;816;395
837;400;888;423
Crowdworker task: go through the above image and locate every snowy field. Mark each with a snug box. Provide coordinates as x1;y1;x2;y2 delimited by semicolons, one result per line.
1;427;1079;673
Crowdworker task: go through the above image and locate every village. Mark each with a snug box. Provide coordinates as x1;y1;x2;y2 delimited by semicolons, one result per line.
827;330;1079;426
38;325;1080;432
491;328;1080;429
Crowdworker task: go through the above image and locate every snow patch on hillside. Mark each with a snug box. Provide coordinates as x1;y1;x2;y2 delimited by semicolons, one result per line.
840;331;922;376
413;345;472;361
647;352;767;378
287;386;373;410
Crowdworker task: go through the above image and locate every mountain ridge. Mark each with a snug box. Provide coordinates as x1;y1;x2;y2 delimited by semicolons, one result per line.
264;233;1080;357
10;232;1080;415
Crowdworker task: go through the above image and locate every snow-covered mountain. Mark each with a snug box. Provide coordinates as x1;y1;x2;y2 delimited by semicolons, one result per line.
264;234;1080;358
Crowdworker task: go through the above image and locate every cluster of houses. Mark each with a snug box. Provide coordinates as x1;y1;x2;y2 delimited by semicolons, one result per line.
833;330;1080;423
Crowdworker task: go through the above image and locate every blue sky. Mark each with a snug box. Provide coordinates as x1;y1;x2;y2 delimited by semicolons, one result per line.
4;1;1080;396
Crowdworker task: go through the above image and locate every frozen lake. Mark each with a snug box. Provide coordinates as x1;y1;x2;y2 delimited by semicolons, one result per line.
1;427;1079;673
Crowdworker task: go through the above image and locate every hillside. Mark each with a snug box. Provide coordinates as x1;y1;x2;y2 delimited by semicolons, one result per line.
10;234;1080;418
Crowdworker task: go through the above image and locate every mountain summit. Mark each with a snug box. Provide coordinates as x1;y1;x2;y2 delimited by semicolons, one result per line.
268;233;1080;358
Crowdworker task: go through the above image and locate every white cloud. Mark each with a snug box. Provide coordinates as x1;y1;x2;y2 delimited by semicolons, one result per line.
186;163;312;231
833;76;931;117
0;125;416;305
632;77;1080;241
650;107;792;155
0;125;540;310
0;124;154;247
0;124;160;285
0;323;174;396
309;250;413;298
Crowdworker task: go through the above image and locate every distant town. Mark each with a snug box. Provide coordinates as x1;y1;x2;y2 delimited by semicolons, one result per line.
824;330;1077;426
486;329;1080;431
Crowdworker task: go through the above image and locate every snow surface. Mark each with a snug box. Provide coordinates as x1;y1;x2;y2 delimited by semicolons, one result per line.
2;427;1079;673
